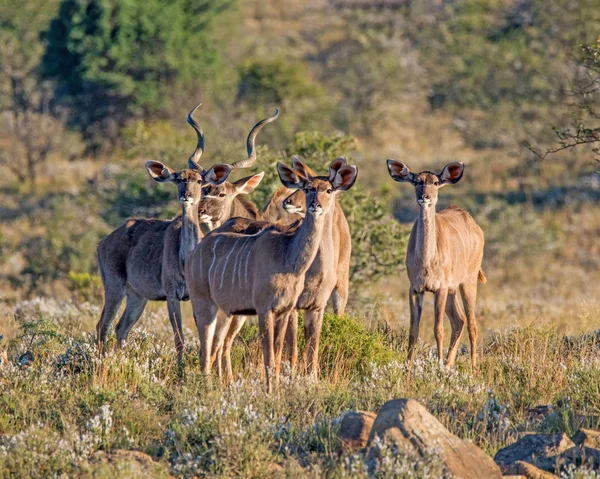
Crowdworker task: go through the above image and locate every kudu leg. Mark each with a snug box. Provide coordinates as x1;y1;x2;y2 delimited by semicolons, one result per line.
407;288;423;364
96;285;125;354
285;309;299;372
115;288;148;347
274;310;291;377
221;315;247;384
304;308;325;379
460;281;479;373
259;310;276;393
434;288;449;366
166;297;185;363
211;312;233;378
192;301;218;375
445;292;466;368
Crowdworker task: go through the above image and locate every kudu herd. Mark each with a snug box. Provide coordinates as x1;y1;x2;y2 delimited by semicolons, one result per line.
96;104;486;390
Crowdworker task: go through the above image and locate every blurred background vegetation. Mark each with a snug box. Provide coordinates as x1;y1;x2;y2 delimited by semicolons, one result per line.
0;0;599;335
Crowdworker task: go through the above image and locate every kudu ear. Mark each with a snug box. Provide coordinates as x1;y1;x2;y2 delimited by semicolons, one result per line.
234;172;264;195
331;165;358;191
439;162;464;185
292;156;318;179
204;164;232;185
328;156;347;182
386;159;414;183
146;161;176;182
277;162;306;189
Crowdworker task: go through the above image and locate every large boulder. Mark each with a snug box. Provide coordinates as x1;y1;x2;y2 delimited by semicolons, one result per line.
367;398;502;479
82;449;170;478
572;428;600;449
494;433;576;473
339;411;377;452
510;461;558;479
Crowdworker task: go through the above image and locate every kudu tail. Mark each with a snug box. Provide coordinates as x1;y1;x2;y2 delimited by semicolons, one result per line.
478;270;487;284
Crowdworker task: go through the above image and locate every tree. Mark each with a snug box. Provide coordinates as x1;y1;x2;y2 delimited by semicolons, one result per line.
42;0;235;151
0;0;73;186
528;40;600;165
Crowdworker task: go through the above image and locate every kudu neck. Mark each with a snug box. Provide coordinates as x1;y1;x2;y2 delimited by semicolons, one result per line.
287;209;326;275
417;204;437;266
180;202;201;264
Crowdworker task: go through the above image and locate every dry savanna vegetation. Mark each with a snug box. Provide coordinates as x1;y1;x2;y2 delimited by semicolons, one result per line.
0;0;599;477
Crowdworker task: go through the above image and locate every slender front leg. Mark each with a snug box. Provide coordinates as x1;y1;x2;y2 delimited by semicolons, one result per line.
407;288;423;364
259;310;276;393
192;300;218;375
304;308;325;379
445;292;466;368
274;309;291;376
166;296;185;363
285;309;299;372
434;288;448;366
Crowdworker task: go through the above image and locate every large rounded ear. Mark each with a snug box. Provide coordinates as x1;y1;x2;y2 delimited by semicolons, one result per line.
146;161;176;182
277;162;306;189
234;172;264;195
386;159;414;183
331;165;358;191
328;156;347;182
204;164;232;185
439;162;464;185
292;156;318;179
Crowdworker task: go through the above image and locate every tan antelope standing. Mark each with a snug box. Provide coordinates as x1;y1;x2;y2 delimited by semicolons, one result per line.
205;158;353;382
185;158;358;391
95;106;278;360
386;160;486;371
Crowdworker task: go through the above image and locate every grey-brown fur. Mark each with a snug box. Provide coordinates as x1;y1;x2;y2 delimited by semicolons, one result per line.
387;160;486;371
185;158;358;391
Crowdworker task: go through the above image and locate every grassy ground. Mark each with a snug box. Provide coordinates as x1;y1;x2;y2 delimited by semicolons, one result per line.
1;298;599;478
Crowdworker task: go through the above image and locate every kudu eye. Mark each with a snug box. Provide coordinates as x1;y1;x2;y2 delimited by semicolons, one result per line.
218;193;226;198
434;181;440;186
326;188;332;194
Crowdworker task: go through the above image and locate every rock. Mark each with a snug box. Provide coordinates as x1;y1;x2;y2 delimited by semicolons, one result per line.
494;433;576;473
339;411;377;452
571;428;600;448
527;405;554;421
367;398;502;479
579;446;600;468
510;461;558;479
85;449;170;478
18;351;34;368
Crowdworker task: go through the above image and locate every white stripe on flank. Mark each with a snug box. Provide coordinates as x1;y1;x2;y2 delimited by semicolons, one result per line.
220;242;235;289
209;237;220;286
232;237;246;287
244;239;252;284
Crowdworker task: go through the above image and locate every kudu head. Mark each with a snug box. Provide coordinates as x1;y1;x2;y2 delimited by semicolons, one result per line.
145;104;232;210
197;109;279;224
386;160;464;208
277;156;358;217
